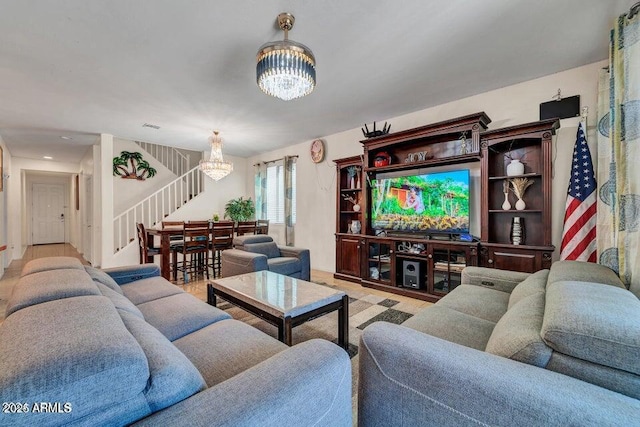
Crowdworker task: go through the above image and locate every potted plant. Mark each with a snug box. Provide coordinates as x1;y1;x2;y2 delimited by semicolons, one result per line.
224;197;255;222
346;166;360;189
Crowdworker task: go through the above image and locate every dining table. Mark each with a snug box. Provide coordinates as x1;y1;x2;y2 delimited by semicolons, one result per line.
146;221;267;280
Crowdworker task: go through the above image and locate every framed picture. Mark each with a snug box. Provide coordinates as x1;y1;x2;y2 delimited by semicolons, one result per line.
75;174;79;210
310;139;325;163
0;146;3;192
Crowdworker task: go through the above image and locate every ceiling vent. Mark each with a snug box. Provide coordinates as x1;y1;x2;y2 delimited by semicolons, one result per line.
142;123;160;129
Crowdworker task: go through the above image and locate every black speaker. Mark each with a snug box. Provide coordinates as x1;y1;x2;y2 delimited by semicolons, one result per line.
403;260;421;289
539;95;580;120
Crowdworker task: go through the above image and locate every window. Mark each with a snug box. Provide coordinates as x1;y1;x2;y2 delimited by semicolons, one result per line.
264;161;296;224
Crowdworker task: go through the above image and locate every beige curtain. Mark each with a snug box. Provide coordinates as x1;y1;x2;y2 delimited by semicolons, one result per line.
597;11;640;293
284;156;296;246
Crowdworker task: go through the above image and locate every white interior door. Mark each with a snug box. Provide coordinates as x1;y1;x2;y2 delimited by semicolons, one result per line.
32;183;65;244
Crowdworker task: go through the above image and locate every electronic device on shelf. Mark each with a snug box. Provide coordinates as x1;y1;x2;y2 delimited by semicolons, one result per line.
370;169;470;235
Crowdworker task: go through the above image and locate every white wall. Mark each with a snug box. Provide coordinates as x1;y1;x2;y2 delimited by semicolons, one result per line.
0;136;11;275
113;138;178;215
247;60;605;272
163;154;247;222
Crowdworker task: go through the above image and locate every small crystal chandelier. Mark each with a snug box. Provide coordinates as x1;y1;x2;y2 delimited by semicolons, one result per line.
256;13;316;101
199;131;233;181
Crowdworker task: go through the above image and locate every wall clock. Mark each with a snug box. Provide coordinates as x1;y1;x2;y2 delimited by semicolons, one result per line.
310;139;325;163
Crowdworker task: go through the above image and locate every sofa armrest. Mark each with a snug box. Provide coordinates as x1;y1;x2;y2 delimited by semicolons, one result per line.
278;246;310;281
461;266;531;293
359;322;640;426
221;249;268;277
103;264;160;285
132;339;352;427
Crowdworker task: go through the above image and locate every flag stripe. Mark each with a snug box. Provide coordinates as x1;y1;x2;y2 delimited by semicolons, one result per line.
560;121;597;263
560;196;597;252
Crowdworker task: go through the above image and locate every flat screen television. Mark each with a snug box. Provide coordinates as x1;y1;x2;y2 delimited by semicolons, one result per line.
371;169;470;234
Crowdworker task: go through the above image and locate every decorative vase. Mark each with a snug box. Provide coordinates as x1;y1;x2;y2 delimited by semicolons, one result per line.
511;216;525;245
353;203;361;212
356;176;360;189
350;220;361;234
350;176;355;189
506;159;525;176
501;193;511;210
515;198;526;210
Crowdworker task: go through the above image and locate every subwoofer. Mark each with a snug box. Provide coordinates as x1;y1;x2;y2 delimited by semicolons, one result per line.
402;260;421;289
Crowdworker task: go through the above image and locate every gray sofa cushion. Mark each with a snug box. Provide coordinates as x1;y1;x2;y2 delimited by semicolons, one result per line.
96;282;144;318
245;242;281;259
6;269;100;317
85;265;123;294
461;266;530;293
119;310;207;412
402;305;496;351
233;234;273;248
121;276;183;305
547;351;640;400
548;260;624;289
0;296;151;425
137;293;231;341
20;256;84;276
435;285;510;323
267;257;302;276
485;292;552;367
542;281;640;376
105;264;162;286
508;269;548;309
174;319;287;386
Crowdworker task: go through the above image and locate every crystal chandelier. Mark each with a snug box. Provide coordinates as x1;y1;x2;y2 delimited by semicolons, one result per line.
256;13;316;101
199;131;233;181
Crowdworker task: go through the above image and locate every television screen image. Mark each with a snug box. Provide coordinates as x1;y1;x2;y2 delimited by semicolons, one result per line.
371;170;470;233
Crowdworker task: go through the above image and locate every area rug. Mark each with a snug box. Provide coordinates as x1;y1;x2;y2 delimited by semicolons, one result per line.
215;281;418;416
215;281;415;358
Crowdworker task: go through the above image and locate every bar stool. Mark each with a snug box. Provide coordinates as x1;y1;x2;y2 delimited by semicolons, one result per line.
235;220;257;236
172;222;210;283
162;220;184;279
256;219;270;235
210;220;234;277
136;223;160;264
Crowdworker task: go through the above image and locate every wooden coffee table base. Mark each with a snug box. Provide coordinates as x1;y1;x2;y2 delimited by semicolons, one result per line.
208;283;349;350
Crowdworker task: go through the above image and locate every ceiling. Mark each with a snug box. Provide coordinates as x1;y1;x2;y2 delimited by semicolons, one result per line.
0;0;635;163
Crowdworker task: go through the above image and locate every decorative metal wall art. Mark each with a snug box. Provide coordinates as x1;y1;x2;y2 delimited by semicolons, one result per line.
113;151;157;180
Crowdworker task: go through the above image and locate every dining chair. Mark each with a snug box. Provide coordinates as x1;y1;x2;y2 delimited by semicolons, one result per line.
256;219;270;235
172;222;210;283
235;220;257;236
136;223;161;264
210;220;234;278
162;220;184;278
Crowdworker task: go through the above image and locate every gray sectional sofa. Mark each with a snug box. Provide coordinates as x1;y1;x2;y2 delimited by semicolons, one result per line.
0;257;351;426
358;260;640;426
221;235;310;280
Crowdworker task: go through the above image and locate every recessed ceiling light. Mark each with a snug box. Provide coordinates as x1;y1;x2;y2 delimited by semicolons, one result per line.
43;156;53;160
60;136;73;140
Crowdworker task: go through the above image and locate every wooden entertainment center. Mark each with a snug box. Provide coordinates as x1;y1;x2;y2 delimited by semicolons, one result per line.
334;113;559;302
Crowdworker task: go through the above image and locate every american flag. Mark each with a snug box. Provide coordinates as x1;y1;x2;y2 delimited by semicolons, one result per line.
560;121;597;262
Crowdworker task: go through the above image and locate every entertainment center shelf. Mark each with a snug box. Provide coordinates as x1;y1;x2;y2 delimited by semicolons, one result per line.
334;113;559;302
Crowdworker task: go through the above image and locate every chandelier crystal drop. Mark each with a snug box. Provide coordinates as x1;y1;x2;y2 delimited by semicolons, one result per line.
199;131;233;181
256;13;316;101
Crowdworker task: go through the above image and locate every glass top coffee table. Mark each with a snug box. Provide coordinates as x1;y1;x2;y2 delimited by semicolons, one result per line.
208;271;349;350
